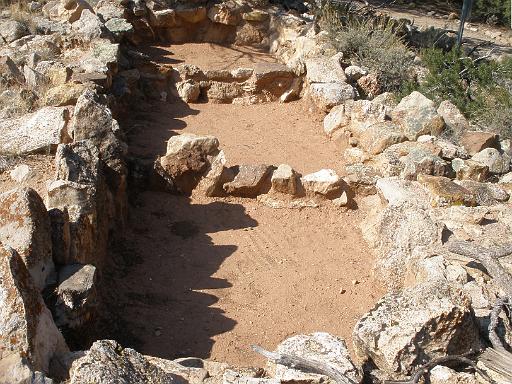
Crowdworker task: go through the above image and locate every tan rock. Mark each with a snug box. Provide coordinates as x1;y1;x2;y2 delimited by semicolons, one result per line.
417;174;476;207
271;164;299;195
459;131;499;156
223;164;272;197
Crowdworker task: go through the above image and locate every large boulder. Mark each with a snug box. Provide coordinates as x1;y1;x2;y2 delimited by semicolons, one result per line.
392;91;445;140
353;281;481;375
69;340;177;383
269;333;361;384
0;107;71;155
0;188;53;291
0;245;68;374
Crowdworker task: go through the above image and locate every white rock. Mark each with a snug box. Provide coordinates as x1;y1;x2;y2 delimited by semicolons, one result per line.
9;164;34;183
471;148;511;174
301;169;342;196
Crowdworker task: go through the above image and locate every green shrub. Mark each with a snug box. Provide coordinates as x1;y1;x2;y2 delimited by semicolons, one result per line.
323;5;414;92
472;0;511;25
403;47;512;139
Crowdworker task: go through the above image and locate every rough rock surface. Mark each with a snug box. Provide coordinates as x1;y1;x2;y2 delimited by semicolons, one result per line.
0;107;71;155
0;245;68;374
353;281;481;375
471;148;511;174
459;131;499;156
392;91;445;140
0;188;53;291
223;164;272;197
69;340;177;383
301;169;342;197
270;164;299;195
309;83;355;111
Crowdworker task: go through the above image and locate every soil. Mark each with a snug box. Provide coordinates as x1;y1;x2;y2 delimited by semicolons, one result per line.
102;43;386;367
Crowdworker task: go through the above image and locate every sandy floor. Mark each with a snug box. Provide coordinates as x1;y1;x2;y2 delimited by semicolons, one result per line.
103;43;385;367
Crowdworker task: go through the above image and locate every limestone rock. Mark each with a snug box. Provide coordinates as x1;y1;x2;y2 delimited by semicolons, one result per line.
305;56;346;84
452;158;489;182
149;9;177;27
71;9;107;41
392;91;445;140
344;65;367;81
69;340;177;383
43;83;88;107
207;2;242;26
323;103;351;138
223;164;272;197
0;20;29;44
0;246;68;373
437;100;470;135
195;150;233;197
0;353;53;384
359;121;406;155
9;164;35;184
206;81;243;103
270;164;299;195
353;281;480;375
429;365;477;384
344;163;380;196
105;18;133;39
376;177;429;206
418;175;476;207
159;134;220;194
456;180;509;206
270;333;361;384
400;148;451;180
459;131;499;156
309;82;355;111
301;169;342;198
357;73;381;99
344;147;370;165
0;107;71;155
54;264;97;329
175;7;207;23
55;140;100;185
348;99;388;136
0;188;53;291
471;148;511;174
0;55;24;85
177;80;200;103
252;63;295;98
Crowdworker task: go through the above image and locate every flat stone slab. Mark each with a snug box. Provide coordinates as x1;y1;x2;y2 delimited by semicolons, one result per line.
223;164;272;197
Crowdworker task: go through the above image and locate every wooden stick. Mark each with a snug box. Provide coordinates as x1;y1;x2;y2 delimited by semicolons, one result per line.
251;345;356;384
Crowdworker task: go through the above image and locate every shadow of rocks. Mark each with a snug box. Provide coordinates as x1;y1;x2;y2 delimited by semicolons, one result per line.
96;192;258;360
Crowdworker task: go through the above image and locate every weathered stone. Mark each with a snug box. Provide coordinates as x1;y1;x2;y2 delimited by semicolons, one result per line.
323;103;351;138
177;80;200;103
54;264;97;329
175;7;207;23
0;188;53;291
55;140;100;185
376;177;429;206
0;246;68;373
392;91;445;140
0;107;70;155
359;121;406;155
9;164;34;184
71;9;107;41
400;148;451;180
301;169;342;198
0;20;29;43
437;100;470;135
223;164;272;197
207;2;242;26
348;99;388;136
345;163;380;196
242;10;269;22
270;164;299;195
459;131;499;156
23;65;46;90
429;365;477;384
166;134;219;157
471;148;511;174
69;340;177;383
344;147;370;165
456;180;509;206
149;9;177;27
372;92;398;109
305;56;346;84
0;56;24;85
353;281;480;375
344;65;367;81
206;81;243;103
270;333;361;384
357;73;381;99
95;1;124;20
195;150;233;197
0;352;53;384
43;83;88;107
252;63;295;98
235;22;266;47
104;17;133;38
309;82;355;111
417;175;476;207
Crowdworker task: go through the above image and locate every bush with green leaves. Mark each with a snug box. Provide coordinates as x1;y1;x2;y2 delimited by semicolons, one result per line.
472;0;511;25
402;47;512;139
321;2;413;92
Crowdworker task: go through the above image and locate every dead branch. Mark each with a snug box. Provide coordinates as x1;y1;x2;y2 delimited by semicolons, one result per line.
251;345;356;384
480;347;512;381
383;354;490;384
489;298;511;352
446;240;512;298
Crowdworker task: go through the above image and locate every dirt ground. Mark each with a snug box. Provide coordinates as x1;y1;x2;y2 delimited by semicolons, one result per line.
102;43;386;367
